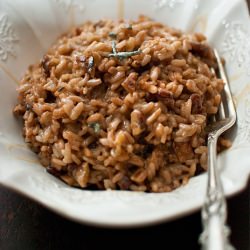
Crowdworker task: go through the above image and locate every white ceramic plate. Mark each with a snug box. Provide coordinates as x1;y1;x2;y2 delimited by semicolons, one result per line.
0;0;250;227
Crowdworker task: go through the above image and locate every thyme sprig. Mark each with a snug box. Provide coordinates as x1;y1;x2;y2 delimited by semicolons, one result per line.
126;24;133;30
88;56;94;71
109;32;117;39
108;40;141;60
111;40;117;54
88;122;101;133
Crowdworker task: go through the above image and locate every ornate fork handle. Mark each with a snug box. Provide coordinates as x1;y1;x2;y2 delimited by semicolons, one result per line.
199;132;235;250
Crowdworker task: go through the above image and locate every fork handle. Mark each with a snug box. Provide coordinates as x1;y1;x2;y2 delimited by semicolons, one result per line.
199;133;235;250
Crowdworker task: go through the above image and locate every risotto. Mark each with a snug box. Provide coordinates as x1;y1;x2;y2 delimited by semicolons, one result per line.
14;16;225;192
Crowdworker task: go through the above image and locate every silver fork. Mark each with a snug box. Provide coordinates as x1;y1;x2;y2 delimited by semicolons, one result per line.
199;49;237;250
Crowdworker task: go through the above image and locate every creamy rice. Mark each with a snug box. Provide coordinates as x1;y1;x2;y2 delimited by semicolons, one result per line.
14;16;225;192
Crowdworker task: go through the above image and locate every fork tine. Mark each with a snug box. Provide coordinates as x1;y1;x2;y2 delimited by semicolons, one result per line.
211;67;226;120
219;104;226;120
218;94;226;120
213;49;237;123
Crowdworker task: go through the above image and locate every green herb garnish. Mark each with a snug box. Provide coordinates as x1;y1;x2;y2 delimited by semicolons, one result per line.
88;122;101;133
109;32;117;39
57;86;64;92
108;40;141;60
25;103;31;111
88;56;94;71
111;40;117;54
126;24;133;30
108;50;141;60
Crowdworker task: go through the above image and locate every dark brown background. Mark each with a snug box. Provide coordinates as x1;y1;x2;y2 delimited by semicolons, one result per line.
1;1;250;249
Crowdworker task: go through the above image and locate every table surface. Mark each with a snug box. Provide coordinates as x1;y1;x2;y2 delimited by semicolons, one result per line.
1;2;250;250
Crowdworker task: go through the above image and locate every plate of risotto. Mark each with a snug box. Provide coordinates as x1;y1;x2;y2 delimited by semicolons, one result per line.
0;0;250;227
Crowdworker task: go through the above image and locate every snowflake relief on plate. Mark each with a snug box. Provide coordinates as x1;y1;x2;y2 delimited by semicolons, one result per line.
0;15;19;62
54;0;86;13
29;175;98;205
222;20;250;75
234;94;250;146
154;0;184;10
